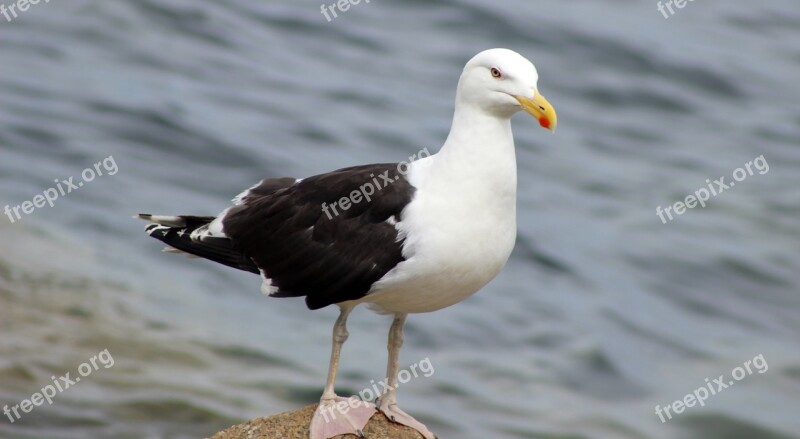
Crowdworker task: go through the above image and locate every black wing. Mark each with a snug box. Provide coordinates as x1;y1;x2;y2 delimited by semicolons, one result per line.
223;163;414;310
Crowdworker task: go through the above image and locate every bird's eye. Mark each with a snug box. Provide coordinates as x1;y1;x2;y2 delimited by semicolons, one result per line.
490;67;503;79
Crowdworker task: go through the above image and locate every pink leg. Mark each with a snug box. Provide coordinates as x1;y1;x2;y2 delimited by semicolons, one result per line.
309;305;376;439
377;314;436;439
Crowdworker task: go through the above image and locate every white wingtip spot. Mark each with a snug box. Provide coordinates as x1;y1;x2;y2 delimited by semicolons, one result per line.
260;270;279;296
146;225;170;236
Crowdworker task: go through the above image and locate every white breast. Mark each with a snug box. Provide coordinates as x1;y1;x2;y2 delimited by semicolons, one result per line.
364;119;518;314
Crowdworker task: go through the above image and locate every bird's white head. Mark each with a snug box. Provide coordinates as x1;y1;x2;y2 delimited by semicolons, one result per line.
457;48;557;132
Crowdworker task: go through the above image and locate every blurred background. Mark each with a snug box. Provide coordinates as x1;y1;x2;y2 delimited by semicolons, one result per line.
1;1;799;438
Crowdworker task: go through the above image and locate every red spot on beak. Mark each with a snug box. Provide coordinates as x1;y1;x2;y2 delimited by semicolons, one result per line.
539;116;551;129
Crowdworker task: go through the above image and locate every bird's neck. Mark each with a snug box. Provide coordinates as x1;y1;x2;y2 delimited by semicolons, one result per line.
434;103;518;192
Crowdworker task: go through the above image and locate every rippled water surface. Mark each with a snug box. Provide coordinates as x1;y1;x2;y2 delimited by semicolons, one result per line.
1;1;799;438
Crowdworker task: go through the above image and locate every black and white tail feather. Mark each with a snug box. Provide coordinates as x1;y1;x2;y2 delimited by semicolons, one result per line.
137;214;259;274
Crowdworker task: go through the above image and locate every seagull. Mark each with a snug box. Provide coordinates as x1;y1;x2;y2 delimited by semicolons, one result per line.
138;48;556;439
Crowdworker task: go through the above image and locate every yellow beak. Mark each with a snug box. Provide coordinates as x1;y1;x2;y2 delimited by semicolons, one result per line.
515;92;557;133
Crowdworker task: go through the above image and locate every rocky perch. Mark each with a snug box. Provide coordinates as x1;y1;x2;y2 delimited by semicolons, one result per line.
210;404;429;439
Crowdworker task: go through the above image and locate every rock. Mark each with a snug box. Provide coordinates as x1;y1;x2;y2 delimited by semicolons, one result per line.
210;404;428;439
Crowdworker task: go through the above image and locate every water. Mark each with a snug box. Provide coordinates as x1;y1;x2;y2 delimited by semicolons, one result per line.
1;1;799;438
